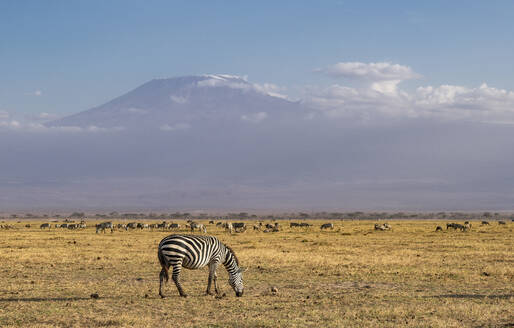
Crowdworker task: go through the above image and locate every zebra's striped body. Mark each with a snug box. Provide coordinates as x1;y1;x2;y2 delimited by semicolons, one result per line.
158;234;244;298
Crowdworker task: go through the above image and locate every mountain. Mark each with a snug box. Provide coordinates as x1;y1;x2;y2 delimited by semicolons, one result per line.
47;75;305;130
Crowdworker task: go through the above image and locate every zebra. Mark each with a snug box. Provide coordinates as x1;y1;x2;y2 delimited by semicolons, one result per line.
320;223;334;230
223;222;233;233
157;234;245;298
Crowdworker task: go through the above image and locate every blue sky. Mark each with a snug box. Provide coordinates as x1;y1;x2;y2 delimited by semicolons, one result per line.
1;1;514;117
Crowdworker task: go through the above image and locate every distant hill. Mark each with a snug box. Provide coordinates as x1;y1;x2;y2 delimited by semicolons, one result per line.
47;75;307;130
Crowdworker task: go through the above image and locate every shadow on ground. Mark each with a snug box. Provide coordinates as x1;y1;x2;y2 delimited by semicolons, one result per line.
429;294;513;299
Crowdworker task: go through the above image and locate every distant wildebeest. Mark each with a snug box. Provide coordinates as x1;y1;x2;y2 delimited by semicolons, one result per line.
157;234;245;298
233;222;246;233
216;222;223;227
208;220;214;224
169;223;180;230
96;222;113;233
25;224;31;228
447;223;466;231
265;223;274;229
127;222;137;230
498;221;506;225
320;223;334;230
60;223;68;229
290;222;300;228
40;223;50;229
299;222;311;227
481;221;489;225
435;226;443;231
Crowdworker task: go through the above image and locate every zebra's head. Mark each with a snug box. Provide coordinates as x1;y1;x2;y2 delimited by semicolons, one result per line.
228;267;245;297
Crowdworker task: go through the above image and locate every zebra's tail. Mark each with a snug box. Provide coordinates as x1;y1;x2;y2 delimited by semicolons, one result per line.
157;246;169;282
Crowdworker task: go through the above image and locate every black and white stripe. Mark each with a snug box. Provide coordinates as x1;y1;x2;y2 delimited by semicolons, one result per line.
158;234;245;298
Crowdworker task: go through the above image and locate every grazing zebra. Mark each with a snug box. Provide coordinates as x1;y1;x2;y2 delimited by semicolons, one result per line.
223;222;233;233
157;234;245;298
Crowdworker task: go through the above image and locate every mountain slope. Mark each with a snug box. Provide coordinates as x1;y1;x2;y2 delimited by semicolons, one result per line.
47;75;304;129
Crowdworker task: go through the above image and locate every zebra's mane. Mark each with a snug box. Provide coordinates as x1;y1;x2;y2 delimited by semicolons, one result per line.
224;244;240;266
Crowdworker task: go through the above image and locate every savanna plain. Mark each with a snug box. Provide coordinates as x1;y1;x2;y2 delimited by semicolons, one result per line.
0;219;512;327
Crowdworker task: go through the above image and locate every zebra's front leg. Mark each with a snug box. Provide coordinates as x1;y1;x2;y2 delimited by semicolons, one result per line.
213;271;220;295
206;263;218;295
171;265;187;297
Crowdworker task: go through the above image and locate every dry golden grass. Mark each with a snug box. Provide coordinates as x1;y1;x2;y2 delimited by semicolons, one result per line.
0;220;512;327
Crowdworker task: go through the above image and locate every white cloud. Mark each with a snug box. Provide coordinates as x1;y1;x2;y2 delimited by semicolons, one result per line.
160;123;191;131
241;112;268;123
0;120;124;133
0;120;20;128
170;95;188;104
319;62;421;81
127;107;148;114
305;81;514;123
317;62;421;96
25;90;43;96
253;83;289;99
306;61;514;123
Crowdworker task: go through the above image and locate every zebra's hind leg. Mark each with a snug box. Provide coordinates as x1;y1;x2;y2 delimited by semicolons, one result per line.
171;265;187;297
159;267;169;298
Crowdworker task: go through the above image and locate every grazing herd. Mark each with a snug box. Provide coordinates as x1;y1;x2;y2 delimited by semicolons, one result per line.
2;218;510;235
